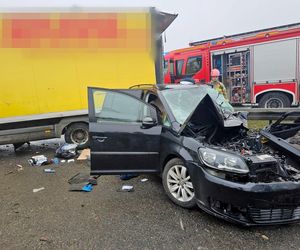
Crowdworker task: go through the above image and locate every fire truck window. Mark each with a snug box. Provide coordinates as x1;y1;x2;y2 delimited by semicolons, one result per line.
176;60;184;76
186;56;202;75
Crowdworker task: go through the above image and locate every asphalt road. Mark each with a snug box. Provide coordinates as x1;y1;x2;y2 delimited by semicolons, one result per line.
0;139;300;250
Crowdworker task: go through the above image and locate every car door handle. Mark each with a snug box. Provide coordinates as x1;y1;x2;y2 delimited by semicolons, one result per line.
92;136;107;142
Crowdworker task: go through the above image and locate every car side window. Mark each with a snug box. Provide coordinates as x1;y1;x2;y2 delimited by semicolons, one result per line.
146;93;171;127
93;90;152;123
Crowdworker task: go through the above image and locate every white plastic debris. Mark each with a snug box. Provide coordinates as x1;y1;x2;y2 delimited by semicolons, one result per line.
44;169;56;173
33;187;45;193
140;178;148;182
179;218;184;231
28;155;48;166
67;159;75;163
121;185;134;191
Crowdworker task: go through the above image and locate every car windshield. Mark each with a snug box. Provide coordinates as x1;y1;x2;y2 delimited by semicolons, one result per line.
161;85;234;124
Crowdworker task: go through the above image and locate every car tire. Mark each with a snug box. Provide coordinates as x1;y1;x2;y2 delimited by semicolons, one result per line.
258;92;291;108
162;158;196;208
65;123;89;149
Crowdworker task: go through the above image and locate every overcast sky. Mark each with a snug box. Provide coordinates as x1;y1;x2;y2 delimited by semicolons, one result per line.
1;0;300;51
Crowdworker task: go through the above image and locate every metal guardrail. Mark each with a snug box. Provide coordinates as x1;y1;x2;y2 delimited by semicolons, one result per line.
234;108;300;120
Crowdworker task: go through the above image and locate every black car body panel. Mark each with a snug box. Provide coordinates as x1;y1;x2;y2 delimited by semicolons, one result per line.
88;84;300;226
188;161;300;226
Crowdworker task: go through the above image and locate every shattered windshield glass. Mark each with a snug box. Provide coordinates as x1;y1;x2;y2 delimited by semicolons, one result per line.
161;85;234;124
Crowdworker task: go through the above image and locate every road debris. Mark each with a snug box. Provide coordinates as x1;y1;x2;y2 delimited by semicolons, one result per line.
68;173;90;184
179;218;184;231
55;143;77;159
120;173;138;180
68;173;98;191
77;149;90;160
69;183;94;192
39;236;50;242
261;234;269;241
67;159;75;163
16;164;23;171
4;171;14;176
33;187;45;193
118;185;134;192
28;155;48;166
44;168;56;173
51;158;60;165
140;178;148;182
82;184;93;192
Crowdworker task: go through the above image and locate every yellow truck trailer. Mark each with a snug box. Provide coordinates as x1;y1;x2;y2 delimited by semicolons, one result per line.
0;7;176;148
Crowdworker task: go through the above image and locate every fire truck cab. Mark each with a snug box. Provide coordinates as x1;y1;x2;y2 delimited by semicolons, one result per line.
164;23;300;108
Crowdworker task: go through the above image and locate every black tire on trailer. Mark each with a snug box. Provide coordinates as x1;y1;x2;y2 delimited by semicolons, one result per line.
258;92;291;108
64;123;89;149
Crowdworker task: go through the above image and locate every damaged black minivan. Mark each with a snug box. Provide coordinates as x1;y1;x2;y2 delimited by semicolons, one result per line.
88;84;300;226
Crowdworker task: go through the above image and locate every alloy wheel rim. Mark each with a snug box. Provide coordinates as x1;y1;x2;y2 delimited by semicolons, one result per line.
167;164;194;202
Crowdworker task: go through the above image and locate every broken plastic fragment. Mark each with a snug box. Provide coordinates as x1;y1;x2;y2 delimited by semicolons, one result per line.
28;155;48;166
82;184;93;192
16;164;23;171
33;187;45;193
44;168;56;173
55;143;77;159
121;185;134;192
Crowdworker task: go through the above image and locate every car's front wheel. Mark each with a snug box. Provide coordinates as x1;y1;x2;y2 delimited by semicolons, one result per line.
162;158;196;208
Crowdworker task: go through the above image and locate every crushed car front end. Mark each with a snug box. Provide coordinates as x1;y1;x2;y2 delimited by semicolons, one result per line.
188;161;300;226
189;112;300;226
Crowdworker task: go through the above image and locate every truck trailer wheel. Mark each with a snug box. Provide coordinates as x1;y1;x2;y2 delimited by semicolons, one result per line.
258;92;291;108
65;123;89;149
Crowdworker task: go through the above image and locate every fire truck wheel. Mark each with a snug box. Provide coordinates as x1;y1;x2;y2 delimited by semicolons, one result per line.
258;92;291;108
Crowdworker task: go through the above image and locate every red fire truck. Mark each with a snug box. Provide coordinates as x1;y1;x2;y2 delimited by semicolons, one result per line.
164;22;300;108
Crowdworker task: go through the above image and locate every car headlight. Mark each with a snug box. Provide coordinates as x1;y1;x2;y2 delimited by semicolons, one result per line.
199;148;249;174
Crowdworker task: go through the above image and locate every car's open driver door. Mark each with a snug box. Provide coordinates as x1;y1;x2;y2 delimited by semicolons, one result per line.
88;87;162;175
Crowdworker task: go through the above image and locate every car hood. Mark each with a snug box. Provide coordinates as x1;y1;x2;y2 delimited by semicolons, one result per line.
178;94;246;137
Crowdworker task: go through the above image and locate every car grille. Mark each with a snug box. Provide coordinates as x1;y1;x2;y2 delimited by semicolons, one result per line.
249;207;300;224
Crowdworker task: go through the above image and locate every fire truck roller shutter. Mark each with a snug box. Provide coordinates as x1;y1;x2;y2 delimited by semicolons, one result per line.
254;39;296;108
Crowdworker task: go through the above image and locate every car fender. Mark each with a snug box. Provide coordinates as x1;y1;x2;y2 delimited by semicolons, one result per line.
160;135;200;172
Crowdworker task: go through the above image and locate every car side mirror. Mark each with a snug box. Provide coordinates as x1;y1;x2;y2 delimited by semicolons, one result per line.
141;116;157;129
